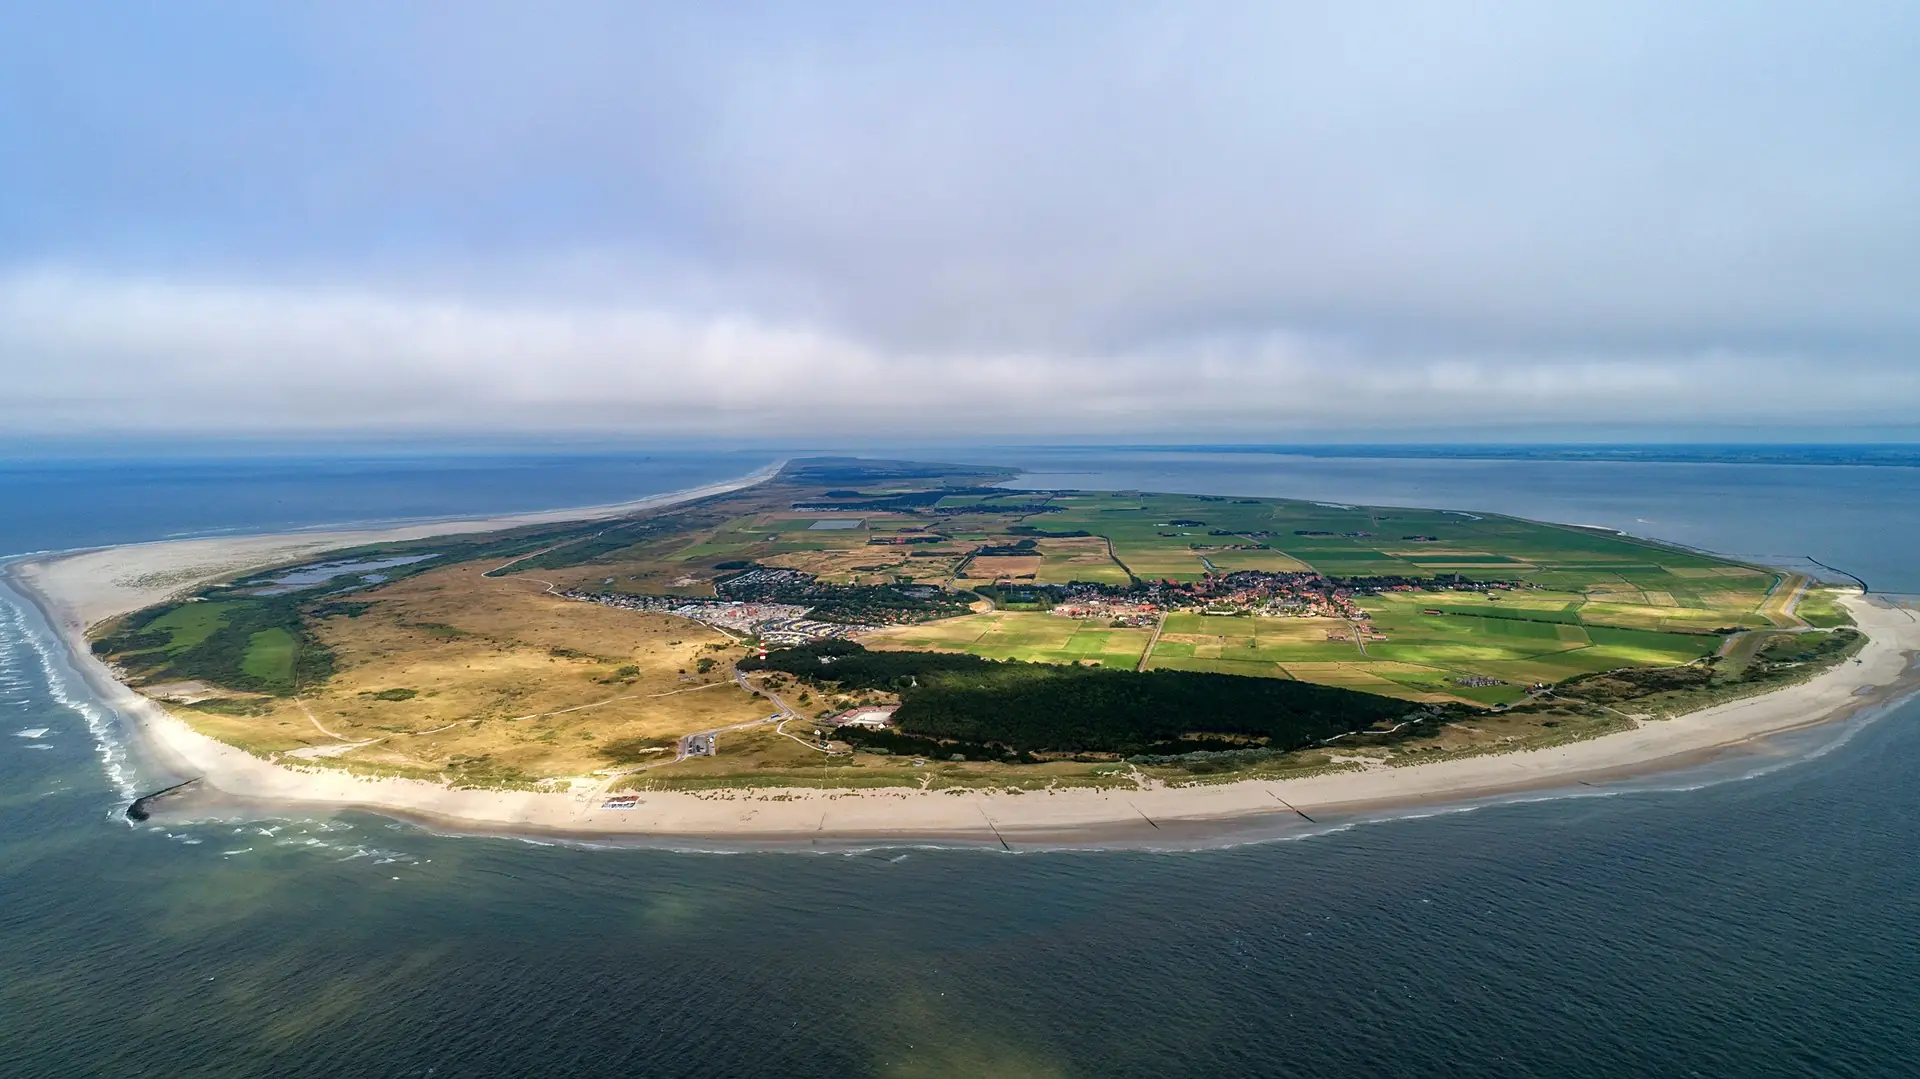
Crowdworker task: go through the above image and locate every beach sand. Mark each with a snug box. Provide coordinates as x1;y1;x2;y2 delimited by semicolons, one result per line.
10;461;784;631
9;475;1917;847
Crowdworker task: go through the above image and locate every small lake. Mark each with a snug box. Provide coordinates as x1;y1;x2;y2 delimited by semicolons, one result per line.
246;554;437;595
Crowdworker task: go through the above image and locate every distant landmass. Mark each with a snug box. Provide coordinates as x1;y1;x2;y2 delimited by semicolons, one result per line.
1115;444;1920;468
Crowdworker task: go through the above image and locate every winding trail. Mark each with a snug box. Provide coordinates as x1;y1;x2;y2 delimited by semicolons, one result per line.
733;666;796;717
774;718;840;754
283;696;384;759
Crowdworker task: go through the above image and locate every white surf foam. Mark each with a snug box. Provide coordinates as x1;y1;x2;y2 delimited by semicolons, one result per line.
0;583;138;803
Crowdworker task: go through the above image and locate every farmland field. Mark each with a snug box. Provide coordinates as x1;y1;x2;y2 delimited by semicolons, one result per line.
870;611;1152;669
845;489;1784;705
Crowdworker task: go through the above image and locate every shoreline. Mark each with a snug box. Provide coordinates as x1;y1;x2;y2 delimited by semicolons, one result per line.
6;473;1919;847
5;458;787;632
90;603;1920;849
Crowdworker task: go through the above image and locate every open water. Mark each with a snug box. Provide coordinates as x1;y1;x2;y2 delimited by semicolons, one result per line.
2;448;1918;1077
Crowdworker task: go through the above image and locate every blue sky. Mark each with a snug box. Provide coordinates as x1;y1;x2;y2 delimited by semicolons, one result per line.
3;3;1916;440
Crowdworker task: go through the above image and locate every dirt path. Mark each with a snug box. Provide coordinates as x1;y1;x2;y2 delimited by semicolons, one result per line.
283;696;385;758
482;536;606;581
774;718;839;754
292;696;362;742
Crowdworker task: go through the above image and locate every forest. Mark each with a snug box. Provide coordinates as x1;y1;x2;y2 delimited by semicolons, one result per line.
740;641;1429;756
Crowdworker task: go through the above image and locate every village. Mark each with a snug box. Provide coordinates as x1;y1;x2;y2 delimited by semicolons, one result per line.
1043;570;1525;639
564;565;1526;652
555;563;964;645
555;588;875;646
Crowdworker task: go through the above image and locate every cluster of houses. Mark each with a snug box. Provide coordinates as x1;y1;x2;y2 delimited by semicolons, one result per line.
714;566;812;593
1050;595;1162;627
1043;570;1524;632
556;589;872;645
753;615;870;647
1048;571;1375;624
824;705;897;728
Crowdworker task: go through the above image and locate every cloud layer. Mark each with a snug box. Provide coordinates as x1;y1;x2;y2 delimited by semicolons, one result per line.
10;271;1910;436
2;3;1915;437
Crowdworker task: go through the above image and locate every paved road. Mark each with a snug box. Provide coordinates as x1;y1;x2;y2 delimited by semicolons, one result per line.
1137;612;1167;671
734;666;797;717
1758;572;1812;628
1347;620;1371;657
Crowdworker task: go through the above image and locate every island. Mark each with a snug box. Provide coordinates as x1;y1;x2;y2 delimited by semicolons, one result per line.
11;457;1916;845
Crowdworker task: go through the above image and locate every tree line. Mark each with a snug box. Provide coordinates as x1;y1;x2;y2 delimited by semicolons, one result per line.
740;641;1423;756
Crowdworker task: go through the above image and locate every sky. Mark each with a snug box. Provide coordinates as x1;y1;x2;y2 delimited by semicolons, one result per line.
2;2;1916;443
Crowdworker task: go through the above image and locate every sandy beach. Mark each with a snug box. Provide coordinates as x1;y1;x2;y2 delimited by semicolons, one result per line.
8;476;1917;846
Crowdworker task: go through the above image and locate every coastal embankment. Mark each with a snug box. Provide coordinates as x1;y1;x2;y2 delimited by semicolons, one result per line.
8;469;1918;848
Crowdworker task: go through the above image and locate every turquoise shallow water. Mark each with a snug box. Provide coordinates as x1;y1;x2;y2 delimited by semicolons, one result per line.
3;450;1918;1077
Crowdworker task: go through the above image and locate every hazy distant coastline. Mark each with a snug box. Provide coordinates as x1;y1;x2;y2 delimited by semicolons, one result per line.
1105;444;1920;468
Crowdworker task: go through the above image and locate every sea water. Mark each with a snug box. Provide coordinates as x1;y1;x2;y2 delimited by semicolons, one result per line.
1;449;1917;1077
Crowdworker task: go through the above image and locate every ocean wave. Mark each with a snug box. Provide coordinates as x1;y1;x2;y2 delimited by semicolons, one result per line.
0;585;139;803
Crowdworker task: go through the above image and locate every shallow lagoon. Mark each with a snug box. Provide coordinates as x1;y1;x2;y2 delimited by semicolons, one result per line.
245;553;438;595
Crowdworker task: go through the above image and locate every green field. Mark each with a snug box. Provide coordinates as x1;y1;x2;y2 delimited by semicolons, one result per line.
872;612;1152;669
999;492;1781;601
1360;595;1719;694
858;485;1777;704
239;627;298;683
872;598;1726;705
1795;587;1857;629
1113;595;1712;703
140;602;234;652
93;595;324;695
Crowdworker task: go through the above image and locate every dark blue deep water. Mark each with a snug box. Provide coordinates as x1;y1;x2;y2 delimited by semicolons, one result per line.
2;449;1918;1077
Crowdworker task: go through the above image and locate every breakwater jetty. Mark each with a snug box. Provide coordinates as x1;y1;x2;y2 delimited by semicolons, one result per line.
126;777;203;822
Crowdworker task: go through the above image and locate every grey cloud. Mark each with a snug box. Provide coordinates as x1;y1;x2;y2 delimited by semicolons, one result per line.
0;2;1915;435
3;272;1911;437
